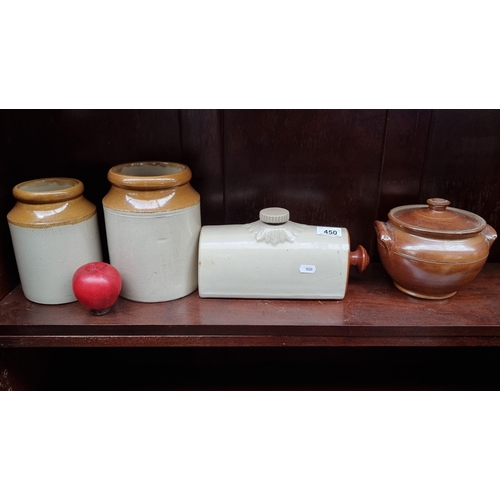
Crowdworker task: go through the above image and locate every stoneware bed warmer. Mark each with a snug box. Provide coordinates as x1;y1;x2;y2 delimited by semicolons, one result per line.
198;207;369;299
375;198;497;299
103;161;201;302
7;177;102;304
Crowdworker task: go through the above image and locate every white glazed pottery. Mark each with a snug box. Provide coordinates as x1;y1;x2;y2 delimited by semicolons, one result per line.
102;161;201;302
198;207;369;299
7;177;103;304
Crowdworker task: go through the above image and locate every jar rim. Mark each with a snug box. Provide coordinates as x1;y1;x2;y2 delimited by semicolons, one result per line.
13;178;84;203
108;162;192;190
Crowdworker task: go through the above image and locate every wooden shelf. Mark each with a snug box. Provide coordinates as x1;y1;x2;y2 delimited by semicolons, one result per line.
1;264;500;348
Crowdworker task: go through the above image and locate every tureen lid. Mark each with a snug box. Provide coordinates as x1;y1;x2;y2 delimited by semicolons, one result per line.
388;198;487;236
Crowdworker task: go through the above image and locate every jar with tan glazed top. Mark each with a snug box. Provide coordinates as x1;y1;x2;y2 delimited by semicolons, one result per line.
375;198;497;299
7;177;103;304
102;162;201;302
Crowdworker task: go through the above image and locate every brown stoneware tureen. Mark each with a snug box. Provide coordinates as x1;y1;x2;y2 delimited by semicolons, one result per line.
374;198;497;299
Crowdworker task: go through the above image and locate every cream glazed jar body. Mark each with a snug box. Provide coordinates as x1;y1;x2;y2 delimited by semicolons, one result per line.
7;178;103;304
102;162;201;302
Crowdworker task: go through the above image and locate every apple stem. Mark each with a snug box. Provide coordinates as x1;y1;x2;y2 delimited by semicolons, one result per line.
90;308;111;316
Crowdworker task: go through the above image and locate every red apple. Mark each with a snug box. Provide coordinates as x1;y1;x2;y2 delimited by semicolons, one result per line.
72;262;122;315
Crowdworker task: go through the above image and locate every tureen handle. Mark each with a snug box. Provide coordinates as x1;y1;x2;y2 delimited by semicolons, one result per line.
374;220;393;253
483;224;497;248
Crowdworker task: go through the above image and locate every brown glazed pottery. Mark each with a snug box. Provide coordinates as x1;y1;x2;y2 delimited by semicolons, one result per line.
375;198;497;299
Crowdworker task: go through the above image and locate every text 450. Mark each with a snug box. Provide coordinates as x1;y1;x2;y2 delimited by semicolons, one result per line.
317;226;342;237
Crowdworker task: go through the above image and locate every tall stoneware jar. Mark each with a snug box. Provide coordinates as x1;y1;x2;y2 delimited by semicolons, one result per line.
102;162;201;302
7;177;103;304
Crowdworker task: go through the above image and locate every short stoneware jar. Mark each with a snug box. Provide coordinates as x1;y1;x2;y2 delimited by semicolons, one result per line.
7;177;103;304
102;161;201;302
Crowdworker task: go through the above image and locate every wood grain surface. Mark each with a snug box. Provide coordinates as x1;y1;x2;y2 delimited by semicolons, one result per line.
419;109;500;261
1;264;499;347
222;110;387;255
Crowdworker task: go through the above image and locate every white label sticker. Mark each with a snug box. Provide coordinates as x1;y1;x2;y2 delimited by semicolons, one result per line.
300;265;316;274
317;226;342;237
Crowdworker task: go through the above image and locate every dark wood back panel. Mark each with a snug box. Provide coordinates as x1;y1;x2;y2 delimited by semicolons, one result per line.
376;109;432;221
419;109;500;261
179;110;225;224
1;109;499;300
222;109;388;255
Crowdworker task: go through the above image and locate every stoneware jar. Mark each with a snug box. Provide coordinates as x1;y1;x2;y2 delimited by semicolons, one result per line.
375;198;497;299
102;161;201;302
198;207;369;299
7;177;103;304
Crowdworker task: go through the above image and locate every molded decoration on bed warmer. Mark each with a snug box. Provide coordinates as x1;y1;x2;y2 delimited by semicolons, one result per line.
198;207;369;299
375;198;497;299
247;219;303;244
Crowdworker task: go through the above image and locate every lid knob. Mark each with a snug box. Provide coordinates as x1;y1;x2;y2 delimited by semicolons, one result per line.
427;198;451;212
259;207;290;224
